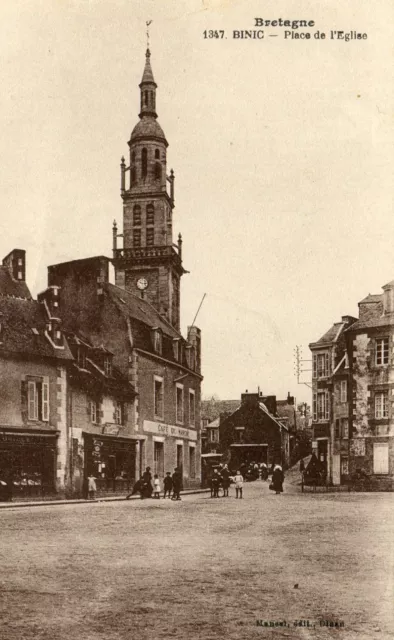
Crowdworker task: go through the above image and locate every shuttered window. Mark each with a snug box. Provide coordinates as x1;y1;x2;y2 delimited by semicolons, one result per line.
373;443;389;474
28;381;38;420
27;380;49;421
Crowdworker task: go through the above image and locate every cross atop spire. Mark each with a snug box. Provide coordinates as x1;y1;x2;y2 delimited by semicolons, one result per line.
146;20;152;49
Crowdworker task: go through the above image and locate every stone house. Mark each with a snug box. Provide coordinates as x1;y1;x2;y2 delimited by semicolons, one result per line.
345;282;394;488
0;249;73;498
219;391;290;470
309;315;357;484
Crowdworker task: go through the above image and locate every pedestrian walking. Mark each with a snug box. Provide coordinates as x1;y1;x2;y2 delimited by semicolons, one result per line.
234;470;243;499
153;474;161;499
172;467;182;501
211;468;221;498
87;474;97;500
142;467;153;498
272;464;284;495
221;464;230;497
163;472;173;498
261;463;268;481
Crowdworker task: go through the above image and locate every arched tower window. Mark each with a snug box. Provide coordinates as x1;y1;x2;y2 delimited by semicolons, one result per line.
146;204;155;226
131;151;136;163
130;167;136;186
142;148;148;178
154;162;162;181
144;91;148;106
133;205;141;226
155;149;160;159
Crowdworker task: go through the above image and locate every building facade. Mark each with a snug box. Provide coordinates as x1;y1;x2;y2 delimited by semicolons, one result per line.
0;250;73;499
219;391;290;470
346;283;394;488
48;48;202;490
309;315;356;485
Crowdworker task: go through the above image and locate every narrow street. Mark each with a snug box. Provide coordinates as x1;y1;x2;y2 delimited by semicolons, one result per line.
0;482;392;640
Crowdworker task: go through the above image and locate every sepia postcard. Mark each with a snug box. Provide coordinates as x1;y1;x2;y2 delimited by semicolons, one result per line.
0;1;393;639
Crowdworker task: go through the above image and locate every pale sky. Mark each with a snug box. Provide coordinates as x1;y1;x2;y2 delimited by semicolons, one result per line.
0;1;392;404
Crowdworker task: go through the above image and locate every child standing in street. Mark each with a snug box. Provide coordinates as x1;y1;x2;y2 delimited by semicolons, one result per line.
153;474;161;499
163;472;173;498
87;474;97;500
234;470;243;499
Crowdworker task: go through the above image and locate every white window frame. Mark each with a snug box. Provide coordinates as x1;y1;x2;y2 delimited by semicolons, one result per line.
340;380;347;403
154;375;164;420
375;392;388;419
28;380;49;422
376;338;389;366
189;389;195;426
315;390;329;421
176;383;184;424
90;400;99;424
373;442;389;474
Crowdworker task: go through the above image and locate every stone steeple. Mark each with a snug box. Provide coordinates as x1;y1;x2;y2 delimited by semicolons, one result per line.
112;47;185;332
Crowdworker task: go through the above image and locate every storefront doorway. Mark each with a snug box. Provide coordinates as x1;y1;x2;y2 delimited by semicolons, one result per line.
83;434;137;495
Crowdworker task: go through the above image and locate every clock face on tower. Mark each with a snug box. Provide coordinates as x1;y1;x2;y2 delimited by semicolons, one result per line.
137;277;148;291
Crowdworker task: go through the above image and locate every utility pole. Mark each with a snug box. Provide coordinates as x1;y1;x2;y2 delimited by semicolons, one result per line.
293;345;312;390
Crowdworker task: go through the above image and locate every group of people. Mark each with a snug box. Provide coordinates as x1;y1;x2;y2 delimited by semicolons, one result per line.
126;466;183;501
209;462;285;498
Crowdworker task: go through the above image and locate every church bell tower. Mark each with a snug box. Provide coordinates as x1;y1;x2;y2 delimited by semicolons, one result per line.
112;47;185;331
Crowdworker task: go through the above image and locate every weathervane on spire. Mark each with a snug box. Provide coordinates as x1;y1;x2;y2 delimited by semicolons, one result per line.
146;20;152;50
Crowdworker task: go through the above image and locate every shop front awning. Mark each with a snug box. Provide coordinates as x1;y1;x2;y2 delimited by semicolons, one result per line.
230;444;268;448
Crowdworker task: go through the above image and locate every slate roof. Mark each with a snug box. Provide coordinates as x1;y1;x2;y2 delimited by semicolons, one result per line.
310;322;345;347
0;296;73;361
358;294;382;304
201;399;240;422
0;266;31;299
347;297;394;331
66;332;136;399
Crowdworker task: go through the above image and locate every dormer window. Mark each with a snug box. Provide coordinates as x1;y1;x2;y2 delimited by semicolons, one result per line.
152;328;162;355
173;338;180;361
104;356;112;377
76;346;86;369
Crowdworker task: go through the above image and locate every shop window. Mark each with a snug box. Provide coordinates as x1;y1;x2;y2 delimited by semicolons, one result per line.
376;338;389;366
373;442;389;474
154;376;164;419
27;380;49;422
154;441;164;476
340;380;347;403
189;389;195;426
375;392;388;419
189;446;196;479
340;457;349;476
176;384;184;424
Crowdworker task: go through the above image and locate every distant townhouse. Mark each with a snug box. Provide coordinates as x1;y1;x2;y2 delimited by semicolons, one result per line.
219;391;290;470
309;315;357;485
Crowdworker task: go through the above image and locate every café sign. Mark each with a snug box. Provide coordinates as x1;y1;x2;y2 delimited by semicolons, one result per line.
143;420;197;441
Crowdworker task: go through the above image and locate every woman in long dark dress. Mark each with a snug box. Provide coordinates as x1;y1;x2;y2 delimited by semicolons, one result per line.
272;465;284;495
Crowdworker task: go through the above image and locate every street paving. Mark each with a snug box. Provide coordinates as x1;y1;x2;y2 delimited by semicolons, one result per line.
0;481;392;640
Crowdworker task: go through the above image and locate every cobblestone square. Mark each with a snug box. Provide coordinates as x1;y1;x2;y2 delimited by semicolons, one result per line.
0;483;393;640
